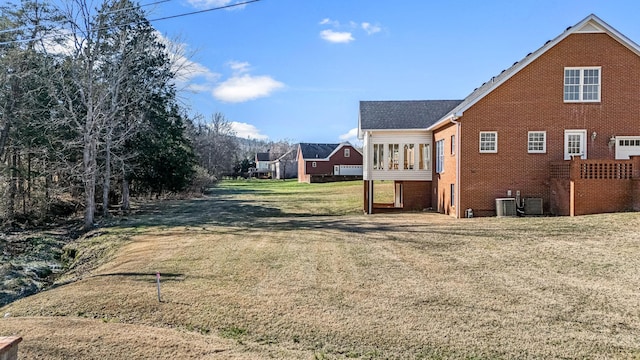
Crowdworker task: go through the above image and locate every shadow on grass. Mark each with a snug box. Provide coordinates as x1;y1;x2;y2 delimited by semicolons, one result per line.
93;272;185;283
116;184;552;242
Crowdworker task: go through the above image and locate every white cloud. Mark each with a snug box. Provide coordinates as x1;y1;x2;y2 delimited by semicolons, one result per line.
362;22;381;35
230;121;268;140
319;18;340;27
320;29;354;44
37;29;76;56
154;32;220;93
228;60;251;74
213;74;284;102
339;128;359;143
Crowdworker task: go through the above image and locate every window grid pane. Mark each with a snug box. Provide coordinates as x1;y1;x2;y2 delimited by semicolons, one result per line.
480;132;496;152
567;134;581;155
528;132;545;152
564;67;600;101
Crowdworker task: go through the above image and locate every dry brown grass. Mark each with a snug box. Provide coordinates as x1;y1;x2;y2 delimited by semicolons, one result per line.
2;180;640;359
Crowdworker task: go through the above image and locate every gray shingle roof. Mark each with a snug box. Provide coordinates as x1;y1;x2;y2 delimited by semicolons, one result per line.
299;143;340;159
256;152;270;162
359;100;463;130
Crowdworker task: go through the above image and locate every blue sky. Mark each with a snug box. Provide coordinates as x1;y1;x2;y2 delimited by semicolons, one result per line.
148;0;640;144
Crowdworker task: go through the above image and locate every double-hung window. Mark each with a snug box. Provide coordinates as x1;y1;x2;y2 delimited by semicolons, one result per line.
479;132;497;153
436;140;444;173
564;67;600;102
528;131;546;153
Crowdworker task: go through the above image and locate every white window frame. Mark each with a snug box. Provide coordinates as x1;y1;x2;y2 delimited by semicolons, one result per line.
436;139;444;173
450;183;455;207
564;67;601;103
312;161;317;168
564;129;587;160
372;144;384;170
419;144;430;170
403;144;415;170
528;131;546;153
344;148;350;157
388;144;399;170
479;132;497;153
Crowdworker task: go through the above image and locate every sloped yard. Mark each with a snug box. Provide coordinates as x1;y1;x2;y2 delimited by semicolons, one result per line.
2;180;640;359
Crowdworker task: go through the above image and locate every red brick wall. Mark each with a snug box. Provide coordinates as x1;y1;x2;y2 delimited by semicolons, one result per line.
433;123;458;215
453;32;640;216
400;181;432;211
305;146;363;175
550;178;571;216
572;178;633;215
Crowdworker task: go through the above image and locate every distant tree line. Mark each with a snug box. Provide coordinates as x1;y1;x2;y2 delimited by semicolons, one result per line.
0;0;297;230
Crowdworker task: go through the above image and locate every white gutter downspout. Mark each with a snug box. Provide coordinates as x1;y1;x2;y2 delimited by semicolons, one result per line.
367;132;373;214
450;113;462;218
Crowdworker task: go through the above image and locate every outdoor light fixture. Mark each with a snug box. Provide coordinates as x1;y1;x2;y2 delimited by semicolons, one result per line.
591;132;597;141
609;136;617;148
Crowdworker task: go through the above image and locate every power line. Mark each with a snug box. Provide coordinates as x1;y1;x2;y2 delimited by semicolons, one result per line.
0;0;173;35
148;0;260;22
0;0;261;46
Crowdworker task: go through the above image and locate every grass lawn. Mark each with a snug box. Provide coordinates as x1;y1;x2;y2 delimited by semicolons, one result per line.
2;179;640;359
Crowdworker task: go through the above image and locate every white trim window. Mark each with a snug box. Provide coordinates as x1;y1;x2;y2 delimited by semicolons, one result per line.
403;144;415;170
419;144;430;170
450;183;455;207
372;144;384;170
479;132;497;153
564;130;587;160
528;131;546;153
436;139;444;173
388;144;399;170
564;67;601;102
312;161;317;168
344;148;350;157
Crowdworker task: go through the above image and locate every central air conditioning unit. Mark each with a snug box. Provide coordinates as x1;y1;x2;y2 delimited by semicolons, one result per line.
496;198;517;217
524;198;543;215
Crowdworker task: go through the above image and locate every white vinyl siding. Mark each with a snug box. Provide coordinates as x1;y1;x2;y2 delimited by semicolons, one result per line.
564;67;601;102
479;132;497;153
363;131;432;181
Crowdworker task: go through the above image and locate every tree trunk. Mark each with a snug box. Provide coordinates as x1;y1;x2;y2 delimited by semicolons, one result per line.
121;161;130;212
102;133;112;217
7;147;17;224
83;125;97;230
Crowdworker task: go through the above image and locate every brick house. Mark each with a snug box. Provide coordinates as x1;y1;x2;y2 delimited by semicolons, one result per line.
297;143;363;183
359;14;640;217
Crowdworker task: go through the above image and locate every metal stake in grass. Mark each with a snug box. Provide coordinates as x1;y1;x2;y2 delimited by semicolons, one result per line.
156;272;162;302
